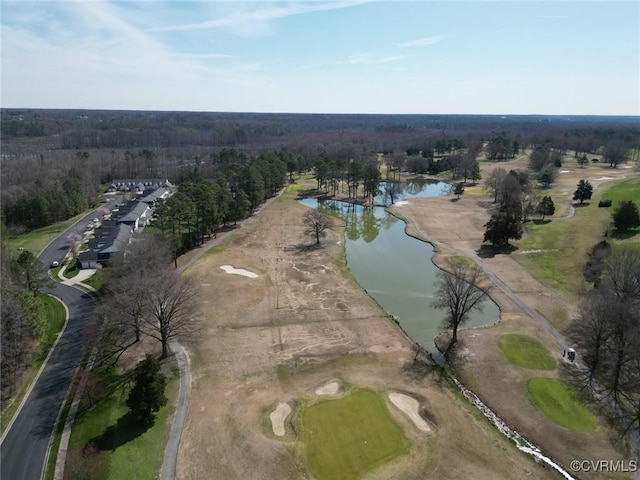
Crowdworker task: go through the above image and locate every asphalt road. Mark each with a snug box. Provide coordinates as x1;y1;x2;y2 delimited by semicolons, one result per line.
0;197;120;480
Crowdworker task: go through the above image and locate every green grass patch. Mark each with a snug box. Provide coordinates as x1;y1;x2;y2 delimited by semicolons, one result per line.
67;361;178;480
497;334;556;370
7;213;85;256
39;294;67;353
82;269;108;291
527;378;596;431
601;176;640;206
448;255;473;267
61;262;81;280
300;388;410;480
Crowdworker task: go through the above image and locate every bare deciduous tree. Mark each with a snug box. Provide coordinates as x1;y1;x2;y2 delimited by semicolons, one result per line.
141;272;199;359
303;209;334;245
431;264;491;357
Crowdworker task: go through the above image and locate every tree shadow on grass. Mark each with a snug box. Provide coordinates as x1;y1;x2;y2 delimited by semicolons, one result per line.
531;219;551;225
476;244;518;258
90;412;153;451
609;229;639;240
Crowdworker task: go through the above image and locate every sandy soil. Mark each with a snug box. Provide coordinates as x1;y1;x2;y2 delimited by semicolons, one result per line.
388;392;431;432
391;158;636;476
176;189;560;480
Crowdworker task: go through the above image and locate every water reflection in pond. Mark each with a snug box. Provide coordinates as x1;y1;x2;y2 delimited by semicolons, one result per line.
300;180;499;353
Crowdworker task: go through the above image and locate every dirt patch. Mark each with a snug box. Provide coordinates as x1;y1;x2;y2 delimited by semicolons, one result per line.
176;186;561;480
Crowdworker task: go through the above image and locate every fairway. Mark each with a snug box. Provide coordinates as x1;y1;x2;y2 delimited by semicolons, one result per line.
527;378;596;431
601;176;640;206
498;334;556;370
300;388;410;480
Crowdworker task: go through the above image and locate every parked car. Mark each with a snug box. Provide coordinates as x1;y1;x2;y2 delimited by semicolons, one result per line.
50;261;60;268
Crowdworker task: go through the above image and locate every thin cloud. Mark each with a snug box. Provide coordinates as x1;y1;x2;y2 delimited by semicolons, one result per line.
152;0;372;33
337;53;408;65
399;35;446;48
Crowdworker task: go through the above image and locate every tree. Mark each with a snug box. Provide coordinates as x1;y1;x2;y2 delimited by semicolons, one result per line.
604;144;628;168
141;272;199;359
483;206;523;247
303;209;334;246
536;164;557;188
536;196;555;220
573;179;593;204
485;167;507;203
13;250;52;296
431;264;490;357
470;161;481;184
578;155;589;168
453;182;465;199
126;354;167;424
612;200;640;232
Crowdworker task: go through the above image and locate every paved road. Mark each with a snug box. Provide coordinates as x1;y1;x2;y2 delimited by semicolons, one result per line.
0;198;120;480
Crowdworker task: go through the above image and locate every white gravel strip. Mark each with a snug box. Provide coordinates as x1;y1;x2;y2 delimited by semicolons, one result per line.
315;381;340;395
270;402;291;436
220;265;259;278
388;392;431;432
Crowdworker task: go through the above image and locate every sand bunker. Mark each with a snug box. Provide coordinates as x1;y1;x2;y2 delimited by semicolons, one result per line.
270;402;291;436
593;176;614;181
315;381;340;396
220;265;258;278
394;201;410;206
388;392;431;432
559;170;570;173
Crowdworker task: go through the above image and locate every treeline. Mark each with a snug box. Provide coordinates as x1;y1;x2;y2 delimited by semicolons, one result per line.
569;246;640;429
153;149;289;263
0;236;54;401
2;173;94;231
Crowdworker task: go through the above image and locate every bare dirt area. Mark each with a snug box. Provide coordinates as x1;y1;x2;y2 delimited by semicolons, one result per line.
176;190;560;480
392;161;636;477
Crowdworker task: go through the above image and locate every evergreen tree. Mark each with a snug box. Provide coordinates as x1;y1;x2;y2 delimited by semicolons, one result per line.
483;206;523;246
612;200;640;232
453;182;465;199
536;196;555;220
126;355;167;424
573;179;593;204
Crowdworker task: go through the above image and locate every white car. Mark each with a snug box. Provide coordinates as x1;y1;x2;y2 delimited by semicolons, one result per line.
50;261;60;268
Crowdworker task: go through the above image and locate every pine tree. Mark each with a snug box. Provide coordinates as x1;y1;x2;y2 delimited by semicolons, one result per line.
573;179;593;204
127;355;167;424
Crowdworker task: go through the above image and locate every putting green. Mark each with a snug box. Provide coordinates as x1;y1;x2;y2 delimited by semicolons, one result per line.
527;378;596;431
498;334;556;370
300;388;410;480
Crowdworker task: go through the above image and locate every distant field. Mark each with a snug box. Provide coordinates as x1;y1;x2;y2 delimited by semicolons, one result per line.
498;334;556;370
527;378;596;431
300;388;410;480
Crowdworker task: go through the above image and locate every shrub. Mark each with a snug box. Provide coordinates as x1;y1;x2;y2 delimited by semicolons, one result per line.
598;199;612;208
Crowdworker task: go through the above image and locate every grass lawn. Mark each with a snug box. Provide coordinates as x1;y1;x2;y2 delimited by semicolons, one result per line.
67;361;178;480
300;388;410;480
601;175;640;206
7;213;86;256
497;334;556;370
514;176;640;295
82;269;109;291
527;378;596;431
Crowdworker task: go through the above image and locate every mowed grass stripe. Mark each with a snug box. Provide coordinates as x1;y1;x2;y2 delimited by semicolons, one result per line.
527;378;596;431
301;389;410;480
498;334;556;370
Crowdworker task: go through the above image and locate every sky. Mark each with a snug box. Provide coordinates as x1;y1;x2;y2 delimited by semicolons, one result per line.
1;1;639;115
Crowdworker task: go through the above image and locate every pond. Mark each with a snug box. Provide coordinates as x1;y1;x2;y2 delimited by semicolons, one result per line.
300;180;499;353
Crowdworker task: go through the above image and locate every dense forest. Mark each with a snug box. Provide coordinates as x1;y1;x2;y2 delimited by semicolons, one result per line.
2;109;639;236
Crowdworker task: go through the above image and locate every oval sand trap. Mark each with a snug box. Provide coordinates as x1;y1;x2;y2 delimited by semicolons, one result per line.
270;402;291;436
220;265;258;278
315;381;340;396
388;392;431;432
